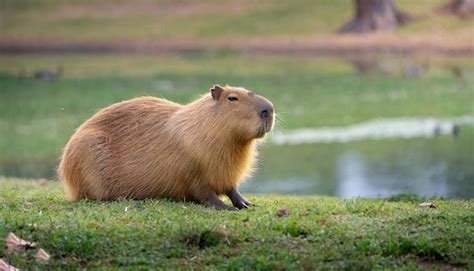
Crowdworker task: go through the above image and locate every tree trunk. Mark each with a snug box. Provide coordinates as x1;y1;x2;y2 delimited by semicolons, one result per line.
338;0;410;33
437;0;474;18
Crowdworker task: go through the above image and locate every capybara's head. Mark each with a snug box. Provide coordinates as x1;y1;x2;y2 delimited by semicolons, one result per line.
210;85;274;140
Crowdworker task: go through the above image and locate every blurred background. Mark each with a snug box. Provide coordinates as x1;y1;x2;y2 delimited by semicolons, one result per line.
1;0;473;198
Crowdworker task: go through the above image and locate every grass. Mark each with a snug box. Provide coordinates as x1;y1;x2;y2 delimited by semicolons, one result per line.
0;0;472;42
1;178;473;270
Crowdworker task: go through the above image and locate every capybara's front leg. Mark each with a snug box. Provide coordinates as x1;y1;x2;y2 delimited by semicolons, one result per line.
200;190;235;210
227;187;252;209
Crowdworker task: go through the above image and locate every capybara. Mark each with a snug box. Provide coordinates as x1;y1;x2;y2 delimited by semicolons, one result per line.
57;85;274;210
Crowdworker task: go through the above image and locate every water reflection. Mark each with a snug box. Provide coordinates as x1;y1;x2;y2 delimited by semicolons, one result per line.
0;158;57;179
336;151;449;198
242;177;317;195
243;126;474;199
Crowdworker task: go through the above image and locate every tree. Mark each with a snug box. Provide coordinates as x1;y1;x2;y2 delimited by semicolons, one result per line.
338;0;411;33
437;0;474;18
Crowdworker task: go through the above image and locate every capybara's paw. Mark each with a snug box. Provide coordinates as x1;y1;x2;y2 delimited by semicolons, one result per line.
242;198;253;207
227;188;253;209
234;199;252;209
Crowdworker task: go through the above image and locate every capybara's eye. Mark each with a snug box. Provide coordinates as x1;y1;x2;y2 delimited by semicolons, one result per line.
228;96;238;101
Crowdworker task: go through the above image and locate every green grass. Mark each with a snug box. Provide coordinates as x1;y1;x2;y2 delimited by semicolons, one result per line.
0;0;471;42
1;178;473;270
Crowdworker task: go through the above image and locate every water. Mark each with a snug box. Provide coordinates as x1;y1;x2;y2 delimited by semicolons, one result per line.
241;123;474;199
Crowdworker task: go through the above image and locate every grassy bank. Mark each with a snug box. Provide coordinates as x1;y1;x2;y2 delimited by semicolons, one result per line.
2;0;472;43
1;178;473;270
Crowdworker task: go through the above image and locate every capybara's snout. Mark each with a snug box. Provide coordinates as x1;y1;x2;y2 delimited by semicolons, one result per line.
259;102;274;120
257;99;275;134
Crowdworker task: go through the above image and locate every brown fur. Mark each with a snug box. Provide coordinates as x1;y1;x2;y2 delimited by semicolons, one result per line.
57;85;274;207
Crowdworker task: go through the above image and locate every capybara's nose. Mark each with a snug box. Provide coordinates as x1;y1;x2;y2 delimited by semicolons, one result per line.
259;104;274;119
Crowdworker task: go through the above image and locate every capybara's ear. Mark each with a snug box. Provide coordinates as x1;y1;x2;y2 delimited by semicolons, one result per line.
211;85;224;101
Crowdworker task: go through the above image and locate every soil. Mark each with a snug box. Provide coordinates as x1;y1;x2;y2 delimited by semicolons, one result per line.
0;33;472;56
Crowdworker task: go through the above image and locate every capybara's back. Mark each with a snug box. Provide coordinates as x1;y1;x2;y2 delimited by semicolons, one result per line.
58;85;274;209
58;97;182;200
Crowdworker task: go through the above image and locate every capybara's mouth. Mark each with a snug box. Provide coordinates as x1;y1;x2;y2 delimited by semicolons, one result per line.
257;116;274;137
265;116;274;133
